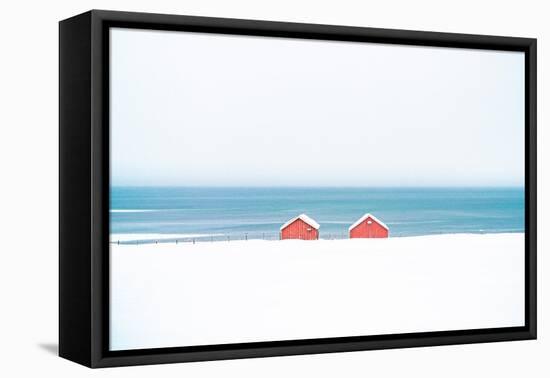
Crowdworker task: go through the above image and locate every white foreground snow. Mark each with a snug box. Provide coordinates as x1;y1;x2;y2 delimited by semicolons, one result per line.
110;233;524;350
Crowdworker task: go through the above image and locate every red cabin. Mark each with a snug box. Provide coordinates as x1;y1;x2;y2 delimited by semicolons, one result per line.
349;213;389;238
280;214;320;240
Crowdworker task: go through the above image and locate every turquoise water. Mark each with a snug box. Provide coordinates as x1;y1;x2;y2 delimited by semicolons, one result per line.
110;187;524;241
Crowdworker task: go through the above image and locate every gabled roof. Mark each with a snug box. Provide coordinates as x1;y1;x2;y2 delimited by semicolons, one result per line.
280;213;320;231
349;213;389;231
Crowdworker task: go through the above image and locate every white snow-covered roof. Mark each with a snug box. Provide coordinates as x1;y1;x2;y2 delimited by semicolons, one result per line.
348;213;389;231
280;213;320;231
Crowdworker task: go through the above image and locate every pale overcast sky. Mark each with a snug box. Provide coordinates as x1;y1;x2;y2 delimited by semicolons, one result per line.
110;28;525;187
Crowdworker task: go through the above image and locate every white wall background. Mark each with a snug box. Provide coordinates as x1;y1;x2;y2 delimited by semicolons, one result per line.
0;0;547;376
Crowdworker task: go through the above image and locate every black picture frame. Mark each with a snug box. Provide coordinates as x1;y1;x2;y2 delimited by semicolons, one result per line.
59;9;537;368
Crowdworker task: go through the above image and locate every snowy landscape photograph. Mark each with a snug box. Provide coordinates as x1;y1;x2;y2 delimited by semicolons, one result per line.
108;28;525;351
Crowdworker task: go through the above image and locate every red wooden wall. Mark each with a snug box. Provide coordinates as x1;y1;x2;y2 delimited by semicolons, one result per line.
349;217;389;238
281;218;319;240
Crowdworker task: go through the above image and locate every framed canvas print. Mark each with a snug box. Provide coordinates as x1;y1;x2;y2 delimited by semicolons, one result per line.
59;10;537;368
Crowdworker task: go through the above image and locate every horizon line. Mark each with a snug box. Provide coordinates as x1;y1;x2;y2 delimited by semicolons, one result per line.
110;184;525;189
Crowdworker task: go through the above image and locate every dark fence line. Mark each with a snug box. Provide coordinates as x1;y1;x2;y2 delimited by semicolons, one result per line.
109;229;497;245
109;230;374;245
